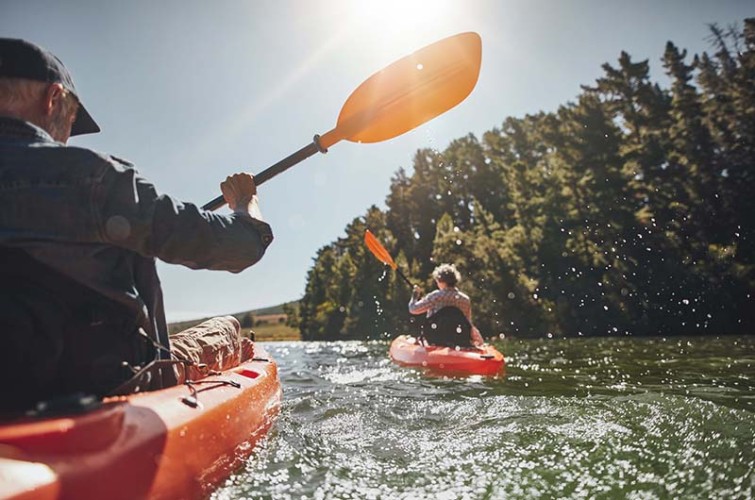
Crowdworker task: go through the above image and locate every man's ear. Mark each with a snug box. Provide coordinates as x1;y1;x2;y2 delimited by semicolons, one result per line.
42;83;66;117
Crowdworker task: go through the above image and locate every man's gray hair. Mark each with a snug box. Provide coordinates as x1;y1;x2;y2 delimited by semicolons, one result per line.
0;77;44;112
432;263;461;286
0;77;79;139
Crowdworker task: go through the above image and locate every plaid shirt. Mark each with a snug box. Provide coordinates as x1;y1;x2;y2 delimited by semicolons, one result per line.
408;288;473;322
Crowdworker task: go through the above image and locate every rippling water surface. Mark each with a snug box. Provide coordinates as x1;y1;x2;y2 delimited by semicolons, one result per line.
213;336;755;499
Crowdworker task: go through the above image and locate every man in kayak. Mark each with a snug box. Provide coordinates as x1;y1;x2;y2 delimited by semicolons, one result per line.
0;39;272;411
408;263;485;348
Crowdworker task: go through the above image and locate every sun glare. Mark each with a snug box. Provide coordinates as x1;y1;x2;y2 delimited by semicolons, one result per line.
343;0;458;50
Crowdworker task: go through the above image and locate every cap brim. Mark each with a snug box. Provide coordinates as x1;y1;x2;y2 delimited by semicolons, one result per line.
70;103;100;136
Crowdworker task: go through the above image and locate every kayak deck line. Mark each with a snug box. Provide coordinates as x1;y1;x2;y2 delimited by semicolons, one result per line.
389;335;505;376
0;346;281;500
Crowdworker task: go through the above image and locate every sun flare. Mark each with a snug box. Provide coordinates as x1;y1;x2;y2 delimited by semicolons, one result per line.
342;0;459;51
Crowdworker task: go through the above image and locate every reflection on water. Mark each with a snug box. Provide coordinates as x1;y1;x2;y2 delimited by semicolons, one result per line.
213;336;755;499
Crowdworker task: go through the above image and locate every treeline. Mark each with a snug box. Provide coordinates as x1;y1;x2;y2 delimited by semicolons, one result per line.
288;20;755;340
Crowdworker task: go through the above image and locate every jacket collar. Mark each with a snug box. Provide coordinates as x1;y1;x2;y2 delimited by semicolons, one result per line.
0;116;56;143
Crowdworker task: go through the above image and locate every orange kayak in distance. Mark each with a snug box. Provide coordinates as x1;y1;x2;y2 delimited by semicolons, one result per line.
0;346;281;500
389;335;505;376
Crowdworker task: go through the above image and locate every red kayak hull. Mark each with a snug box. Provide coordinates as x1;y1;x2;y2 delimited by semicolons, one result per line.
389;335;505;375
0;346;281;500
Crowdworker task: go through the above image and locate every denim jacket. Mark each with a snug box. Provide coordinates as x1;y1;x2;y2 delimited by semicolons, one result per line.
0;117;273;354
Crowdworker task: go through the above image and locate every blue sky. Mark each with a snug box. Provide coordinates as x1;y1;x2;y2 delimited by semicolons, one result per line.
2;1;752;321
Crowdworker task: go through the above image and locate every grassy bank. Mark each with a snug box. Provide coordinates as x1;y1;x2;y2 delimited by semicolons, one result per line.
168;303;301;342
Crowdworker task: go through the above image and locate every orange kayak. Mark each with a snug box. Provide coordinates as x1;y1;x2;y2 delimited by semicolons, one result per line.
0;346;281;500
389;335;505;375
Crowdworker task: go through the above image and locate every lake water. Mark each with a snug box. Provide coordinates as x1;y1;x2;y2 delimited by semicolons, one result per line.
212;336;755;499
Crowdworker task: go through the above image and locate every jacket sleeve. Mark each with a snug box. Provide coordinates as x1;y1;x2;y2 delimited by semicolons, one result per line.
95;157;273;273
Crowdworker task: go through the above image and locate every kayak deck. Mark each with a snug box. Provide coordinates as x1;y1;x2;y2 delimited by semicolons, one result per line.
0;346;281;500
389;335;505;375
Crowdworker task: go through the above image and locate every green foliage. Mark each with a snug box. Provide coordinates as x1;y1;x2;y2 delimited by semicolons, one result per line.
294;19;755;339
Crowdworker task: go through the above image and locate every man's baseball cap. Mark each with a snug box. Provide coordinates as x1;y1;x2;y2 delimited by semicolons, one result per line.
0;38;100;136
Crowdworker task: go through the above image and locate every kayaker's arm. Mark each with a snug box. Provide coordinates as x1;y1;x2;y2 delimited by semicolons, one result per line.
408;289;439;316
95;162;274;273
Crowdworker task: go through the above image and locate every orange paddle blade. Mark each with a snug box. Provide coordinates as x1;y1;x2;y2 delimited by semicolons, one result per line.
364;229;397;270
319;32;482;149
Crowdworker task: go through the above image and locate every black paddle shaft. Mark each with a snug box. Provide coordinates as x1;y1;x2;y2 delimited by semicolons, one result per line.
202;135;327;211
396;267;413;287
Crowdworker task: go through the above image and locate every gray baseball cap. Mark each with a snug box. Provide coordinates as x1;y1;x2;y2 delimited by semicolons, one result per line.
0;38;100;136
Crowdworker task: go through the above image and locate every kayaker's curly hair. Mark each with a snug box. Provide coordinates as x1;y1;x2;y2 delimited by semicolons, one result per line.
432;263;461;286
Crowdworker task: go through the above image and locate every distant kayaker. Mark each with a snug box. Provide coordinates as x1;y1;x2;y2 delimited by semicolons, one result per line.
0;39;273;411
408;263;485;348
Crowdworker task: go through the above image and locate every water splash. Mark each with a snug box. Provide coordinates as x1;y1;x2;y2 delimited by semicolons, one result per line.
213;337;755;500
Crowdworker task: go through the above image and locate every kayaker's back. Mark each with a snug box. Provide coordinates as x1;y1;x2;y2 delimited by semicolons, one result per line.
418;306;474;348
0;246;153;412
